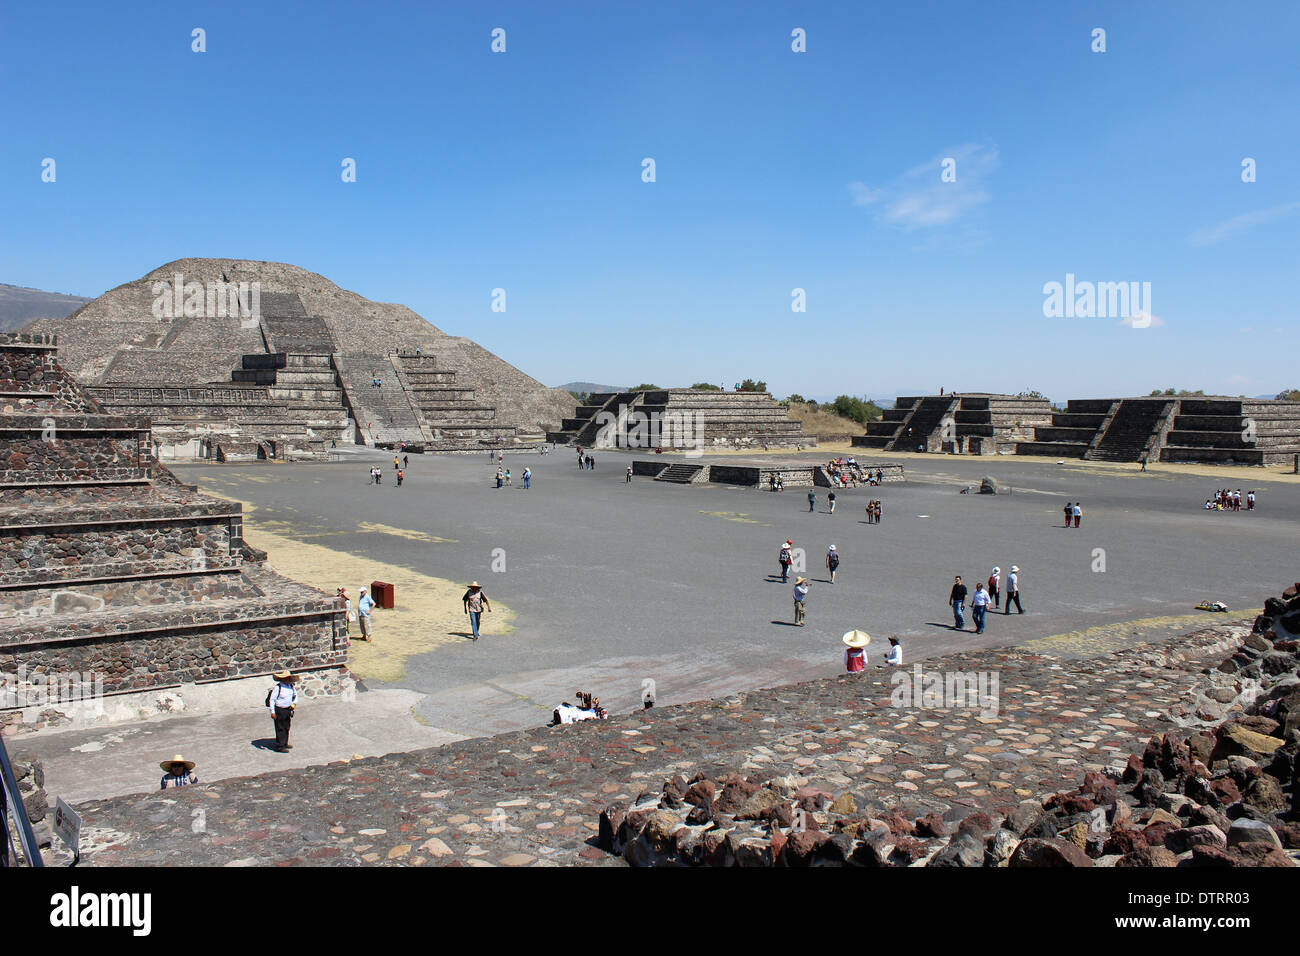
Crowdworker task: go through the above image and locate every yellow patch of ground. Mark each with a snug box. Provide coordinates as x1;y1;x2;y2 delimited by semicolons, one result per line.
1022;611;1251;659
698;511;766;524
198;487;512;683
354;521;457;544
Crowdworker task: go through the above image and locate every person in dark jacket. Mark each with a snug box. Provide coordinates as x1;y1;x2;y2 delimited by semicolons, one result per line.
949;575;968;630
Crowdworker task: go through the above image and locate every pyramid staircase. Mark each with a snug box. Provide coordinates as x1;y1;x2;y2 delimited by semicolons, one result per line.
653;462;707;483
0;333;347;720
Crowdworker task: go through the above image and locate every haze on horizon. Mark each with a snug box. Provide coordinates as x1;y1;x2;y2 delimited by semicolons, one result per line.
3;1;1297;401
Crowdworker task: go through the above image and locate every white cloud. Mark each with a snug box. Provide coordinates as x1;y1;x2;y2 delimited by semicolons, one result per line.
848;143;999;231
1188;201;1300;246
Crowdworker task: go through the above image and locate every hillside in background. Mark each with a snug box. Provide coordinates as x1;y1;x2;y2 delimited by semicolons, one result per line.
0;282;92;331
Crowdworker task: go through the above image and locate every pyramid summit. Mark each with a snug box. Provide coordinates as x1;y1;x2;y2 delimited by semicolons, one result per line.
25;258;576;459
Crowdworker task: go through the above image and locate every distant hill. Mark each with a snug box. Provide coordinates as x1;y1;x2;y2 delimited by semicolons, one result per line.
558;381;626;394
0;283;92;331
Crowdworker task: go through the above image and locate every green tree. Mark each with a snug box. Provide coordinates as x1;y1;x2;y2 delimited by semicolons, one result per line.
690;382;722;391
784;393;807;405
567;390;589;404
1275;388;1300;401
630;383;660;391
1016;390;1046;400
736;379;767;392
829;395;883;424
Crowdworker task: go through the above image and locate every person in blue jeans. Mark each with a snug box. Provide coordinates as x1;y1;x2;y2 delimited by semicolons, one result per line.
462;581;491;640
949;575;968;630
971;582;990;634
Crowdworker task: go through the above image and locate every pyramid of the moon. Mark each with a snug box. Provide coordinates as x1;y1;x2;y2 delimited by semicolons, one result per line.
24;258;577;460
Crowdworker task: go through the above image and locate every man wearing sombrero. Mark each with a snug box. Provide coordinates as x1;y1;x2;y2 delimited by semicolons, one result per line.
462;581;491;641
160;755;198;789
793;577;810;626
267;670;299;753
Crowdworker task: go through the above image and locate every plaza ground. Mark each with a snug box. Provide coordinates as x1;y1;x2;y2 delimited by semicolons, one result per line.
20;446;1296;803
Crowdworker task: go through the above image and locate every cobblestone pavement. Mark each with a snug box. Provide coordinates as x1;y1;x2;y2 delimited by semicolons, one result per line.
70;622;1243;867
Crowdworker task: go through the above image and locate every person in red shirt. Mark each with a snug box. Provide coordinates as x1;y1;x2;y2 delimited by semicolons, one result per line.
843;630;870;673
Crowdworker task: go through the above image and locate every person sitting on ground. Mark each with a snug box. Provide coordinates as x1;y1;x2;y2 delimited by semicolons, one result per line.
160;755;198;789
883;636;903;667
549;690;608;725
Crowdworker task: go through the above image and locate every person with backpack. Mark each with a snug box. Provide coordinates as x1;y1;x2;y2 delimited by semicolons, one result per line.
779;540;793;583
266;670;299;753
987;567;1001;609
522;467;532;489
826;544;840;584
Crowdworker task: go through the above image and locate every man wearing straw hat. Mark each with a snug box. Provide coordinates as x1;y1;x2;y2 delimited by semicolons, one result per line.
842;630;870;673
793;577;810;626
160;755;198;789
267;670;299;753
462;581;491;641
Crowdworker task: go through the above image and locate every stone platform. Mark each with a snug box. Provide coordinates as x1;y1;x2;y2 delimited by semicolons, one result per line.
67;620;1250;866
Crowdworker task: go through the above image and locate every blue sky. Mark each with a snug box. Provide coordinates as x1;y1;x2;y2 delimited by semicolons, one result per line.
3;1;1298;400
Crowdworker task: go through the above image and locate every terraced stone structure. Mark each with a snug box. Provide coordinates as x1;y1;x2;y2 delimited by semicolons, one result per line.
855;394;1054;455
0;333;349;732
1016;397;1300;465
25;259;576;459
549;389;815;450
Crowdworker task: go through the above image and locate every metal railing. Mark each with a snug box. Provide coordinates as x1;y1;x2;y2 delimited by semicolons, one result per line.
0;735;44;867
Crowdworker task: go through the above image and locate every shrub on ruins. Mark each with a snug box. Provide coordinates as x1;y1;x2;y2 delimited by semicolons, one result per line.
689;382;721;391
829;395;883;425
1276;388;1300;401
737;378;767;392
630;383;660;391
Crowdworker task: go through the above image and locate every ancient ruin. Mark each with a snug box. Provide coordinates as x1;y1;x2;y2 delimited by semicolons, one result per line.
856;393;1300;465
549;389;815;450
0;332;349;733
25;259;577;460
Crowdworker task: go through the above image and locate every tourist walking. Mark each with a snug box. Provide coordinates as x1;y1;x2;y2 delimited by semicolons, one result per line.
267;669;299;753
1064;502;1072;527
808;490;816;512
160;755;198;789
827;490;836;514
1247;490;1256;510
843;630;869;673
403;454;409;468
522;467;531;489
495;468;504;488
1004;566;1023;614
987;567;1000;608
462;581;491;641
626;466;633;482
394;455;400;470
793;577;809;626
357;586;375;640
396;468;404;486
971;582;990;634
874;499;883;523
1072;502;1082;528
826;544;839;584
504;468;512;486
779;540;793;583
950;575;968;630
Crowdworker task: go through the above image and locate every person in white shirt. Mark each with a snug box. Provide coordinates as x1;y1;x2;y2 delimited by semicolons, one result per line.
1004;566;1023;614
267;670;299;753
883;637;903;667
357;586;375;641
971;582;991;634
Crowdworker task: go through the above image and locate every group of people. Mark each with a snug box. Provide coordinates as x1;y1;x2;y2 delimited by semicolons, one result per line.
948;566;1023;634
842;631;902;672
1062;502;1083;527
336;586;375;641
864;499;883;523
1204;488;1254;511
825;458;884;488
576;449;596;469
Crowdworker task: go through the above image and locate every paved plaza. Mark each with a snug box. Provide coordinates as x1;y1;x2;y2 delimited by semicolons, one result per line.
21;447;1297;802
